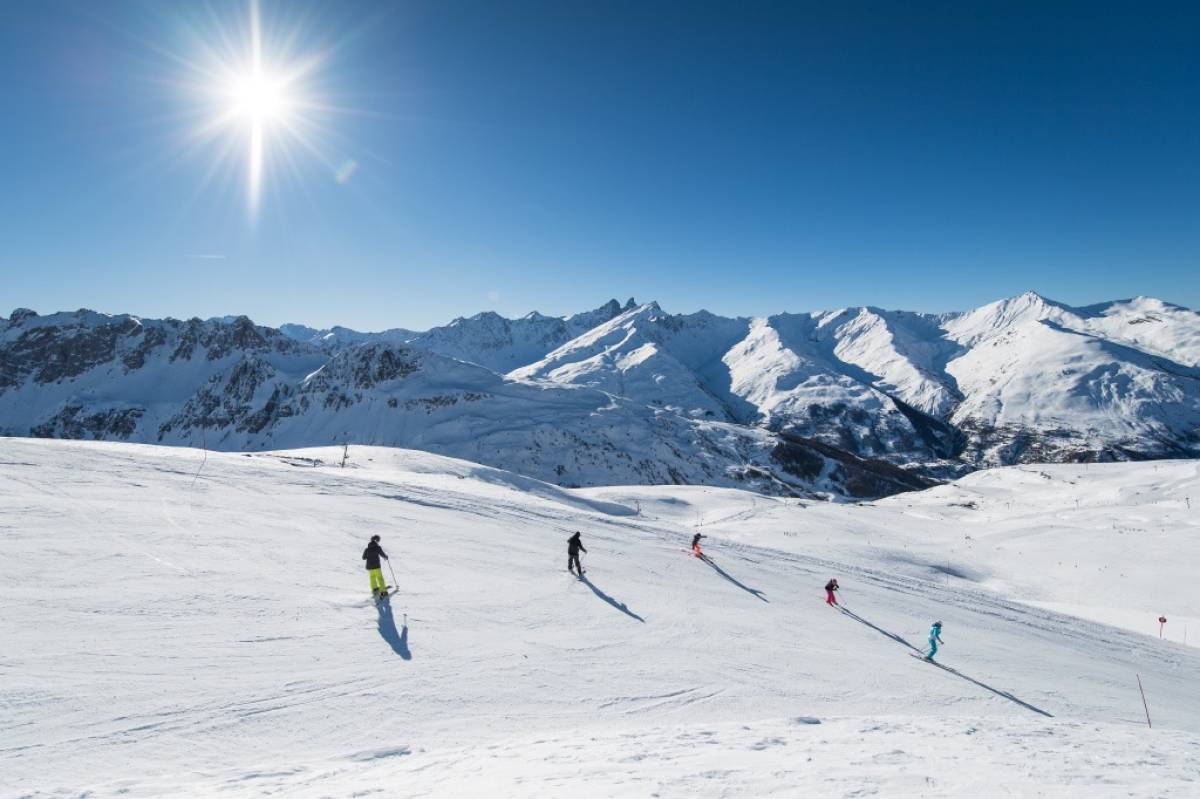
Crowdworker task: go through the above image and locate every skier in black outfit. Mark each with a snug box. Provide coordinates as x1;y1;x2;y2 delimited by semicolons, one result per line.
567;531;586;576
691;533;704;558
363;535;389;596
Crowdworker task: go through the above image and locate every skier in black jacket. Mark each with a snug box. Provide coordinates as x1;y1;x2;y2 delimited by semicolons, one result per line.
567;532;586;576
363;535;389;596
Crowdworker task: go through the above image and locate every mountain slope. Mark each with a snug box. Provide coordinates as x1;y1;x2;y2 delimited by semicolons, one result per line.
2;440;1197;796
404;298;638;372
511;302;753;421
941;293;1200;462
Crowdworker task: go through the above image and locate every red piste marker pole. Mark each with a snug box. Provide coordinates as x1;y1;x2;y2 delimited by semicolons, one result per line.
1159;615;1167;639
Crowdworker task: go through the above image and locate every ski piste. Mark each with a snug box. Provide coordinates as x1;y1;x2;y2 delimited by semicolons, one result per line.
6;441;1199;796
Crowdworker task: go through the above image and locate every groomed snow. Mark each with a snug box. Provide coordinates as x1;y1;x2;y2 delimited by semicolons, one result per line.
2;439;1198;797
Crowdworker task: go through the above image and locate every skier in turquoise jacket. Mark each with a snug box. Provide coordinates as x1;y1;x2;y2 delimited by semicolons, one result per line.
925;621;944;661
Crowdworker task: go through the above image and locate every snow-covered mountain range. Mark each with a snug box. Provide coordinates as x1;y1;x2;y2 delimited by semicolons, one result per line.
2;292;1197;497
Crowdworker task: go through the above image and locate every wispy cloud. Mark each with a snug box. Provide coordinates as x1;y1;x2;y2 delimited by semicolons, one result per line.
183;254;227;260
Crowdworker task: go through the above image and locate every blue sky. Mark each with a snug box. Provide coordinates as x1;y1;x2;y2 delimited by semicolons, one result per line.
1;1;1197;330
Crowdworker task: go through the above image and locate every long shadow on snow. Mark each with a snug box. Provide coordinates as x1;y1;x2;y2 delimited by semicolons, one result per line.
376;597;412;660
840;607;921;652
699;555;768;602
580;575;645;622
840;608;1051;717
923;658;1053;717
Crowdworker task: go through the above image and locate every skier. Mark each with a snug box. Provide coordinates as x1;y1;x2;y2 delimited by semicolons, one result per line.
692;533;704;558
362;535;389;597
567;531;587;576
925;621;944;661
824;578;840;606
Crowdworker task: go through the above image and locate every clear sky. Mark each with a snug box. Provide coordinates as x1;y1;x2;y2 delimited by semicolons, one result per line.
1;1;1197;330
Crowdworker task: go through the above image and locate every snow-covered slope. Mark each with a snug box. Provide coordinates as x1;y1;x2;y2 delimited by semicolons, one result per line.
941;293;1200;462
405;298;638;372
511;303;752;421
2;440;1198;797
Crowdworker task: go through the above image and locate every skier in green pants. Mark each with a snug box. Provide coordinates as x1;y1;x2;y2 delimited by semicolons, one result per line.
363;535;389;597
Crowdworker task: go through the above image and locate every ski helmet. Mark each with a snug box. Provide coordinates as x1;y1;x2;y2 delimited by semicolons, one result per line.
371;535;381;542
933;620;942;627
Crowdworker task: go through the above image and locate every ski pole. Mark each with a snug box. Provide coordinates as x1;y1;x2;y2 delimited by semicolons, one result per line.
387;559;399;591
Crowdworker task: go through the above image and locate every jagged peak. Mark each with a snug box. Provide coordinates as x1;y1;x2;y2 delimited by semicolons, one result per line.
563;298;634;325
447;310;504;328
596;300;663;327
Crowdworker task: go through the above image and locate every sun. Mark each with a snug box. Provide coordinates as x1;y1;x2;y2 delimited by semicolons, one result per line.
227;70;292;124
220;61;298;213
177;0;337;221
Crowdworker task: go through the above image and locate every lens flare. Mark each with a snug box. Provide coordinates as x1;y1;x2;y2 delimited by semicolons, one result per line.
334;159;359;184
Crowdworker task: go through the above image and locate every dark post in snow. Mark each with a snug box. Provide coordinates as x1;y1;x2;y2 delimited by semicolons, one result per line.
1136;675;1152;729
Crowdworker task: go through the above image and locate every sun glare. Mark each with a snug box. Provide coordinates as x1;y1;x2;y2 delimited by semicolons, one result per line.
228;71;292;124
178;0;337;221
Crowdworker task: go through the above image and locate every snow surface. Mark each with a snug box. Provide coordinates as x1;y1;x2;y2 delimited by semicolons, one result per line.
2;439;1199;797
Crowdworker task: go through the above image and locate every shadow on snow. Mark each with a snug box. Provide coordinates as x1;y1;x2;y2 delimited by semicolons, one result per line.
923;658;1053;717
580;574;645;622
839;607;1052;717
699;555;768;602
839;607;922;652
376;597;412;660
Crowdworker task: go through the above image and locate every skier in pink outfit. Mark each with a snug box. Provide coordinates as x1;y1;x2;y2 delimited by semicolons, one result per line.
825;578;840;606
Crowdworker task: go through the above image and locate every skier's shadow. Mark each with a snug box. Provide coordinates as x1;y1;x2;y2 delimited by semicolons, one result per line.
376;597;412;660
580;575;645;623
839;607;921;652
926;659;1053;717
840;608;1052;717
699;555;768;602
